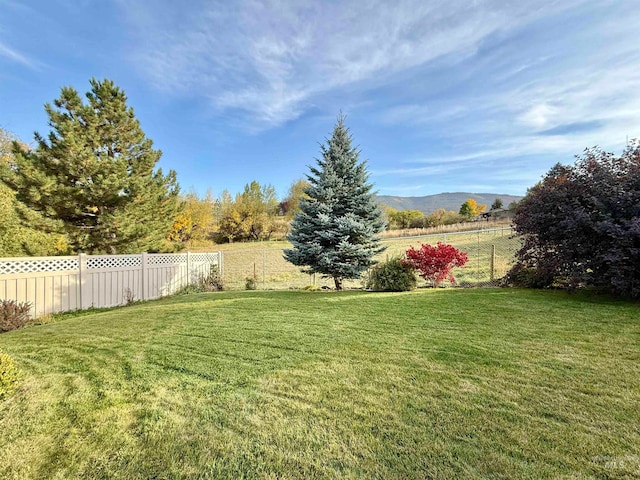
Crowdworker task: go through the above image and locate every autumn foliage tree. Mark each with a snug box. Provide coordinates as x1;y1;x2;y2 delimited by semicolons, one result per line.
405;242;468;286
459;198;486;219
167;190;217;245
280;179;310;219
214;181;287;243
386;208;424;229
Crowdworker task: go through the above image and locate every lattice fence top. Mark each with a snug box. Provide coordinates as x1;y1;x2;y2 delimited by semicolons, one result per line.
0;252;221;275
0;257;79;275
190;253;220;263
148;254;188;265
87;255;142;269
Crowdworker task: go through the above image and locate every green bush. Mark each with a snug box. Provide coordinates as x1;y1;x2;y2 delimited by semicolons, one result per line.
174;265;224;295
197;264;224;292
366;257;417;292
174;284;205;296
502;264;557;289
0;299;32;333
0;351;21;400
245;275;258;291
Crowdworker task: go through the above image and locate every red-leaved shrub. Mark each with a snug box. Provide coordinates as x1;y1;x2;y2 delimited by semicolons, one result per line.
405;242;468;286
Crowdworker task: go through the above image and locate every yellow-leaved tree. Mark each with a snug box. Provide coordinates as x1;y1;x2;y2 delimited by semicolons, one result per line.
459;198;486;219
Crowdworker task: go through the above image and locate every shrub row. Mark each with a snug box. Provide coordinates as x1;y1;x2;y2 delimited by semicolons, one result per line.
366;243;469;292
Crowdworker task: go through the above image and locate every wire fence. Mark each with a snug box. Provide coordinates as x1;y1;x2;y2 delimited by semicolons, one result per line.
221;227;520;290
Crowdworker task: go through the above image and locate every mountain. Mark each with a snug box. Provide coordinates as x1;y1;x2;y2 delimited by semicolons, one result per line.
375;192;524;214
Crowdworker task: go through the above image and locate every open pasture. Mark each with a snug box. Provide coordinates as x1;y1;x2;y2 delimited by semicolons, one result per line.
219;228;519;290
1;289;639;479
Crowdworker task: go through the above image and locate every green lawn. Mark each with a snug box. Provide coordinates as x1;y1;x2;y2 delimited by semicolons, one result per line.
1;289;639;479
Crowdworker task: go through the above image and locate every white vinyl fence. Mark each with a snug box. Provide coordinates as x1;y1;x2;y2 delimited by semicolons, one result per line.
0;252;222;317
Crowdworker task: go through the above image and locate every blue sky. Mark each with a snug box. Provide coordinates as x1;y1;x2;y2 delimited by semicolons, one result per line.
1;0;639;199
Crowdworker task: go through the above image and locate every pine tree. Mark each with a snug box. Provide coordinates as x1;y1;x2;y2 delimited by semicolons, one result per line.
284;115;385;290
0;128;68;256
2;79;181;254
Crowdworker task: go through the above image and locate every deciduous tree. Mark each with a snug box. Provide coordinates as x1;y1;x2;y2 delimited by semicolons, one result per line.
405;242;468;287
168;190;216;244
388;209;424;229
459;198;486;219
491;198;503;210
509;143;640;297
280;179;310;219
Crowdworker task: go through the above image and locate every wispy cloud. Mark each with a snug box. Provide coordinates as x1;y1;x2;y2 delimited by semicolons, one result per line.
370;0;640;192
0;1;42;70
117;0;589;130
0;40;37;69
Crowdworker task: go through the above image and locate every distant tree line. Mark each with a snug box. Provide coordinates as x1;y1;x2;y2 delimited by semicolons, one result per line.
382;197;516;230
167;179;310;245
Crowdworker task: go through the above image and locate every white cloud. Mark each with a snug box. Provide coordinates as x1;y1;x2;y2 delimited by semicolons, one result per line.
517;104;558;129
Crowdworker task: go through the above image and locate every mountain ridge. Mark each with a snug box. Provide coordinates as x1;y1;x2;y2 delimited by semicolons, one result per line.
375;192;524;214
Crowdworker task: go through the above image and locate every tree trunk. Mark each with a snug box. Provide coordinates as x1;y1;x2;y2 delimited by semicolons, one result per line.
334;277;343;290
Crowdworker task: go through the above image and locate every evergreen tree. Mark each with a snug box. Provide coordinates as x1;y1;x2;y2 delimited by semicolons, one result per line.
284;115;385;290
0;128;68;256
2;79;181;254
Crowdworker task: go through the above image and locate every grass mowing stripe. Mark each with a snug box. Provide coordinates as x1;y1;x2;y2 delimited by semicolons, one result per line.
1;289;639;479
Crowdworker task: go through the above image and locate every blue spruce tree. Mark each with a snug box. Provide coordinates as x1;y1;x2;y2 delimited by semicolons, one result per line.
284;115;386;290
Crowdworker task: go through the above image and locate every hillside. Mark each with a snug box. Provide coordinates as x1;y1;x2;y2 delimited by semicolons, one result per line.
376;192;524;213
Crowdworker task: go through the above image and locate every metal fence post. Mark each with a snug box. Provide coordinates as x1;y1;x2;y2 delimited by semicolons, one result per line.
490;245;496;283
262;249;267;290
477;231;481;283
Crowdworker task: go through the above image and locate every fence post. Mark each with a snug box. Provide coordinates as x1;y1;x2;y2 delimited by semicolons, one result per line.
262;249;267;290
490;245;496;282
79;253;91;310
141;252;148;300
186;251;192;286
218;251;224;277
